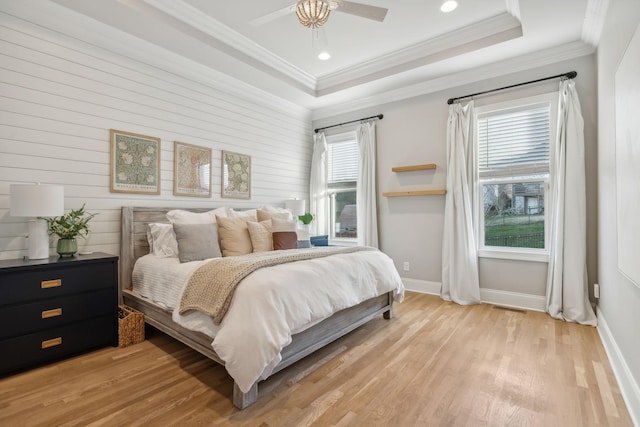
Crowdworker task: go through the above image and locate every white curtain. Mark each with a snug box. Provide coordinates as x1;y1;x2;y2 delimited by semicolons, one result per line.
356;122;379;248
309;132;328;236
441;101;481;305
546;80;596;325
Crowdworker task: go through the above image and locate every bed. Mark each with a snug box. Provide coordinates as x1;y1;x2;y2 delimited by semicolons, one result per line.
120;206;403;409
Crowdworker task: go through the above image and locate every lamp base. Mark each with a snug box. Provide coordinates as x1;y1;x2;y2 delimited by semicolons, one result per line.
28;219;51;260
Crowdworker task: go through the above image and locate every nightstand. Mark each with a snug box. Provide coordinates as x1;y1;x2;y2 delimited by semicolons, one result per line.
0;252;118;376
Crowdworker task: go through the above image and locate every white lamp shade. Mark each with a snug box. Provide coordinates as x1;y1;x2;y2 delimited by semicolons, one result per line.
285;199;306;217
10;184;64;217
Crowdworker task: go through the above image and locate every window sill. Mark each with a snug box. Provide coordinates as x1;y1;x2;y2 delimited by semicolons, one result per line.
478;249;549;263
329;238;358;247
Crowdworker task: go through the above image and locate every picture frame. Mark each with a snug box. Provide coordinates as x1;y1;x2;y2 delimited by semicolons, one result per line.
110;129;161;195
221;150;251;199
173;141;212;197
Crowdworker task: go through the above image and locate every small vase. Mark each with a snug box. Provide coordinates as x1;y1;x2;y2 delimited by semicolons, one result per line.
57;238;78;258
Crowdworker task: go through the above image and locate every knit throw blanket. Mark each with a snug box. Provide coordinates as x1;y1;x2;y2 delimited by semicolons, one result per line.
179;246;374;324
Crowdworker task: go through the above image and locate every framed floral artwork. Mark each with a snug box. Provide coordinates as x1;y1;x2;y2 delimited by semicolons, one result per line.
110;129;161;195
221;150;251;199
173;141;212;197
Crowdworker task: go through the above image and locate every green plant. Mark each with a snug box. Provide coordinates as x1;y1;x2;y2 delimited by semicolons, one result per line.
43;204;97;239
298;212;314;225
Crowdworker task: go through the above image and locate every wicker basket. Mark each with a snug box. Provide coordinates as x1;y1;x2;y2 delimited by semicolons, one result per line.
118;305;145;347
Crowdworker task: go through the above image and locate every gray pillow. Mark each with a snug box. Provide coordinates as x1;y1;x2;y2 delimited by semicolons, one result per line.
173;223;222;263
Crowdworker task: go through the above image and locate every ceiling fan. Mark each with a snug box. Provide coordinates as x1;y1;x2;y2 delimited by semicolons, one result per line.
250;0;388;28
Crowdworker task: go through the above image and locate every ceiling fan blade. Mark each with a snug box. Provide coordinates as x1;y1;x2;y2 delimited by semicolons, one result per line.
336;1;388;22
249;3;296;27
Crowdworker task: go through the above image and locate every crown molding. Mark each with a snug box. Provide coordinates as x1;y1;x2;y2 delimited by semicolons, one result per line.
8;0;311;118
581;0;610;47
311;40;595;120
316;12;522;93
141;0;317;90
505;0;521;20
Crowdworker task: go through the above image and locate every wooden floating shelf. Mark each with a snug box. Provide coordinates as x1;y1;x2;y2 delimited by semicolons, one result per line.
392;164;437;172
383;189;447;197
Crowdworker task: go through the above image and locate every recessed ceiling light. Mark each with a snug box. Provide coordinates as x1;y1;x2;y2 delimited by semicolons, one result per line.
440;0;458;13
318;51;331;60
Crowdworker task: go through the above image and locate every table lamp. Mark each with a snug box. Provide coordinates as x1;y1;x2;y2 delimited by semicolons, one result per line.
285;199;306;218
10;183;64;259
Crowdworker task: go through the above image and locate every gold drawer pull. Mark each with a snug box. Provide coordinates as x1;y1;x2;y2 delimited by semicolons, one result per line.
41;337;62;349
41;279;62;289
42;308;63;319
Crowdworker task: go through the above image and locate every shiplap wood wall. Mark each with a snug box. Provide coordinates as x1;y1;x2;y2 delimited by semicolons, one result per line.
0;9;312;260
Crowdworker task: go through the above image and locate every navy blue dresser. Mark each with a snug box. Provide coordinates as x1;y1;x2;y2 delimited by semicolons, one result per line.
0;252;118;375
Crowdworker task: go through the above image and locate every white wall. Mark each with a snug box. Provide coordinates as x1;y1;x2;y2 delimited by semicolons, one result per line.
596;0;640;422
0;5;312;260
313;54;598;307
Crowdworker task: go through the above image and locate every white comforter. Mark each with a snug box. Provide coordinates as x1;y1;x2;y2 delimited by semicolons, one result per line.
134;249;404;393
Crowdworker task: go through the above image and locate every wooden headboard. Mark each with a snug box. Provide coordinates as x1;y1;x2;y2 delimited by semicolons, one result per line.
120;206;213;298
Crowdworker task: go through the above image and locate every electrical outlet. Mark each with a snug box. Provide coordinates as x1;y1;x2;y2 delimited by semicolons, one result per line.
594;283;600;299
403;261;410;272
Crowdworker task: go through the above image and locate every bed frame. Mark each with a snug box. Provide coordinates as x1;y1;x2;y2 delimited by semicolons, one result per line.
120;206;394;409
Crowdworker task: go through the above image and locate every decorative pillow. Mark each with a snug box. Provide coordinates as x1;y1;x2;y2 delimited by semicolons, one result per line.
216;215;254;256
227;208;258;221
296;224;311;249
166;207;228;224
146;223;179;258
256;209;291;222
271;217;297;231
271;217;298;250
273;232;298;250
247;220;273;252
173;223;222;263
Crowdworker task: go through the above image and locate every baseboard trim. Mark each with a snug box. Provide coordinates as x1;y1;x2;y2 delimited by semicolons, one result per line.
401;279;546;312
480;288;546;312
401;278;441;295
596;307;640;426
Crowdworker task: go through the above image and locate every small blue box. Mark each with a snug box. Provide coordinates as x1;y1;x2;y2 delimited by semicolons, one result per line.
310;235;329;246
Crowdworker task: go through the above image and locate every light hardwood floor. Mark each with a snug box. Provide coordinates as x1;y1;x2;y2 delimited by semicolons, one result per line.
0;292;633;426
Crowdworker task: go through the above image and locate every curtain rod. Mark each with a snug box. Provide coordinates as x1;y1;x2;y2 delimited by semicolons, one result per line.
446;71;577;105
314;114;383;134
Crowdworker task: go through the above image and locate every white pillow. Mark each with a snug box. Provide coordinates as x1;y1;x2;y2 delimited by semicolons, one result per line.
166;207;228;224
146;223;179;258
271;217;298;232
227;208;258;221
260;205;292;216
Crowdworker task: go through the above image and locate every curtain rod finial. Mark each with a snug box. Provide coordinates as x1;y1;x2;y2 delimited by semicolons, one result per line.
567;71;577;79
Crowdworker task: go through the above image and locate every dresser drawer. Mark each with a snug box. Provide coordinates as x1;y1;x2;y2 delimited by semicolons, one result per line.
0;315;114;376
0;261;115;306
0;289;114;340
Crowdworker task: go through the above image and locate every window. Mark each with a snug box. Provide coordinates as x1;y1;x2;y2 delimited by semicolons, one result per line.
475;93;557;261
326;132;358;241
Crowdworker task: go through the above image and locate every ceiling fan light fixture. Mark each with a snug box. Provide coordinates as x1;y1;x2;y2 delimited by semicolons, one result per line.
440;0;458;13
318;51;331;60
296;0;331;28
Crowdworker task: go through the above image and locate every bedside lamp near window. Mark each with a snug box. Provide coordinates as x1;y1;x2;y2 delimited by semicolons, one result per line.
10;184;64;260
285;199;306;218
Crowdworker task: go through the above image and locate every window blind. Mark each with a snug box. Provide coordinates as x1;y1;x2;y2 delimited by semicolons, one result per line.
478;105;550;178
327;140;358;183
